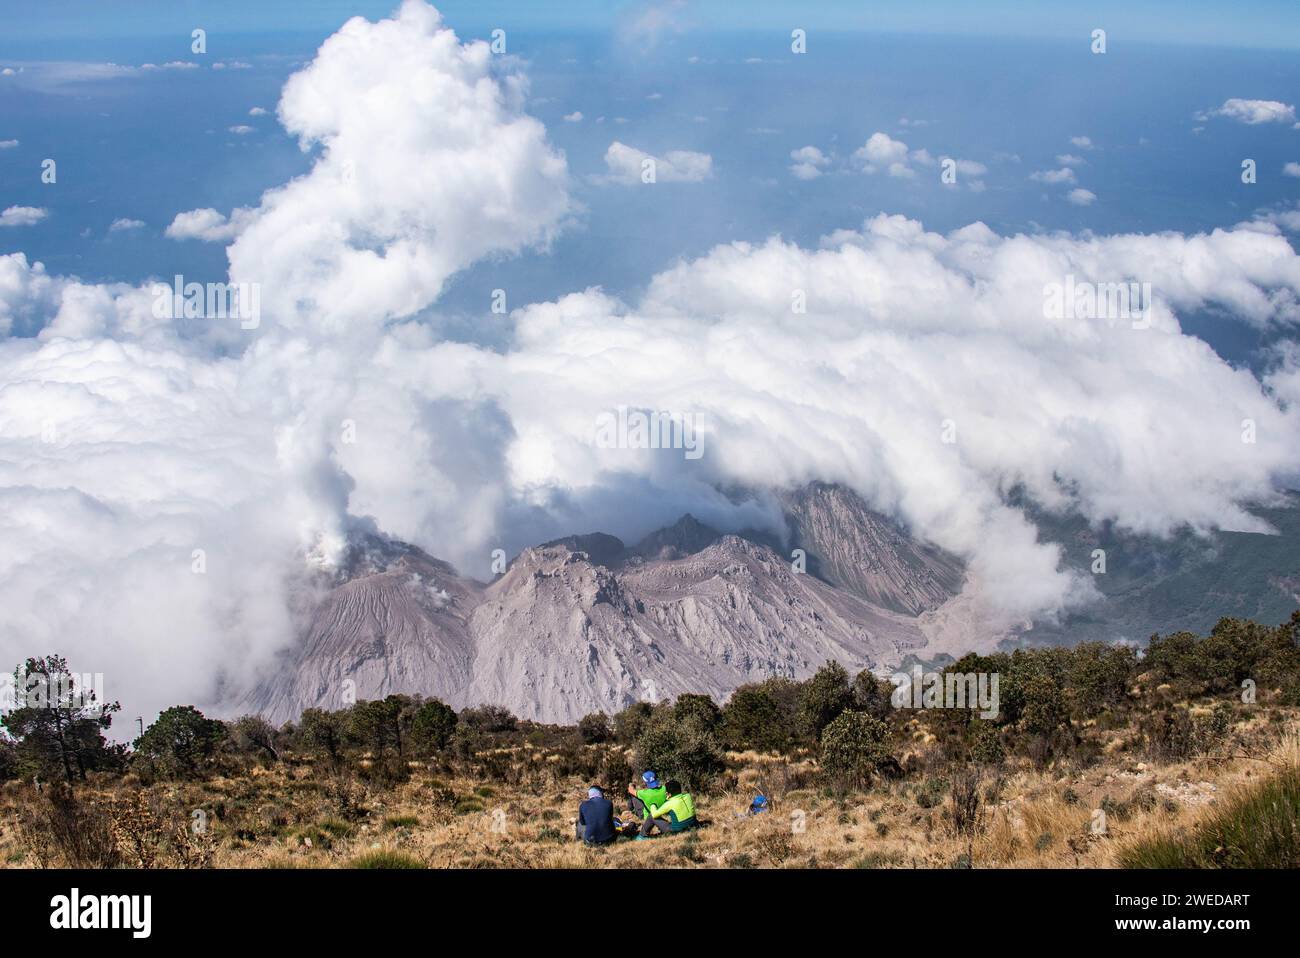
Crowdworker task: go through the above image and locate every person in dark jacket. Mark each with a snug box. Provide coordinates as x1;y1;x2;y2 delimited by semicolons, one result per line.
574;786;617;845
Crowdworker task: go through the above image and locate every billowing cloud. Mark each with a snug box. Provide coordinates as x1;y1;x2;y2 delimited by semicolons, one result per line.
2;1;1300;725
1;0;575;718
1066;188;1097;206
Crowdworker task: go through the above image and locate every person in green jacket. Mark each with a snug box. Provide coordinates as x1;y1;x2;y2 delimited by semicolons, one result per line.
626;770;667;819
638;779;698;837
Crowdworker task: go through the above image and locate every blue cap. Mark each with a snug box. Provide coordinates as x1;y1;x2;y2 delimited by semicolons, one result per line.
642;771;660;788
588;786;603;798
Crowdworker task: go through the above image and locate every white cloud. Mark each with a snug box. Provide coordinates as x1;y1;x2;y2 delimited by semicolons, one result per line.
108;218;145;232
0;206;48;227
1030;167;1077;184
1056;153;1085;166
562;110;583;122
1066;188;1097;206
854;131;911;171
853;133;971;181
1284;162;1300;178
164;207;258;242
217;0;572;333
1070;135;1094;149
249;107;268;116
3;0;1300;723
789;145;830;180
598;140;712;184
494;214;1300;633
0;139;17;149
1212;98;1297;125
228;125;255;135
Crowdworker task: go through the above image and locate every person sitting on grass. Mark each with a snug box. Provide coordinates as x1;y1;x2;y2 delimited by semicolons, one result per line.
575;785;617;846
626;770;666;820
637;779;698;838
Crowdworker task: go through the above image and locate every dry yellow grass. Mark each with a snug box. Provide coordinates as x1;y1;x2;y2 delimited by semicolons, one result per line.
3;715;1295;869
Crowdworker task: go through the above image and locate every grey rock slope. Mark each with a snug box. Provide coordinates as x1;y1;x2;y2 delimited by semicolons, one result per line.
243;485;1300;724
247;500;938;724
247;537;483;724
777;481;964;614
465;533;926;723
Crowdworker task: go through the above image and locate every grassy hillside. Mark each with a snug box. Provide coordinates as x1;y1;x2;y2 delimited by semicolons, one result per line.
3;613;1299;869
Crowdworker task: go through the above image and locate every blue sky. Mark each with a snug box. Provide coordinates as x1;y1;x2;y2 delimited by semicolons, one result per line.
6;0;1300;48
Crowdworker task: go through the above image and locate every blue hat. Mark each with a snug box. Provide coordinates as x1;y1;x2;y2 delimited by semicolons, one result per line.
642;771;660;788
588;786;604;798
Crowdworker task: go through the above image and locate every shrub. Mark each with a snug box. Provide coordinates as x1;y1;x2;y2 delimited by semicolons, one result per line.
458;705;517;733
799;661;854;738
1019;675;1069;737
599;747;634;795
851;670;894;720
410;699;458;754
721;680;800;752
673;694;721;732
577;712;612;744
1140;704;1230;761
17;782;120;868
295;708;345;769
967;721;1005;766
949;765;985;837
227;715;282;763
819;711;892;789
613;702;654;744
634;719;724;792
133;705;226;778
1065;642;1137;716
